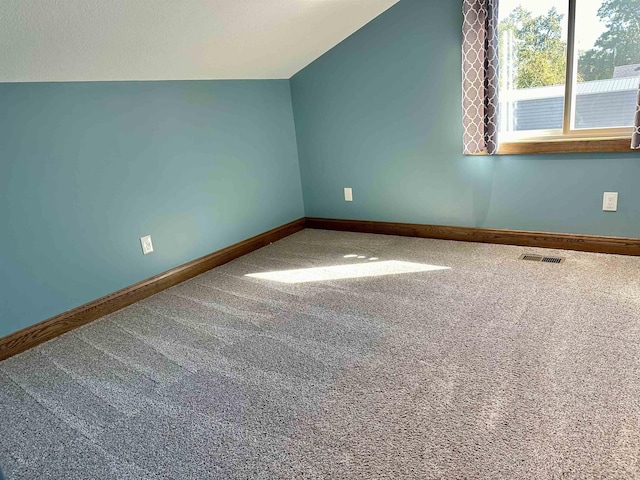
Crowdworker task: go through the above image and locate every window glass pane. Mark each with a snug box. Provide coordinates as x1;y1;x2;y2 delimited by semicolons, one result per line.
498;1;569;135
574;0;640;129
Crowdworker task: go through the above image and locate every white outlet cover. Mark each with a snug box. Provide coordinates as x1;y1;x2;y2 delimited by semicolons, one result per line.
140;235;154;255
344;187;353;202
603;192;618;212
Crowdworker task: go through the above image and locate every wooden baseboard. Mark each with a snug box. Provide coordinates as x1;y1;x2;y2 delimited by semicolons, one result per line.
0;218;305;362
305;218;640;256
3;216;637;361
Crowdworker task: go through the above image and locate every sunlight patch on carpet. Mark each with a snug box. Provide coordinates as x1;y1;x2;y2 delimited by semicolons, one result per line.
245;260;450;284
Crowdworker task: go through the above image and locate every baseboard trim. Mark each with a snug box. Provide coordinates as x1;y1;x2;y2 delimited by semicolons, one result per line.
305;218;640;256
4;216;637;361
0;218;305;362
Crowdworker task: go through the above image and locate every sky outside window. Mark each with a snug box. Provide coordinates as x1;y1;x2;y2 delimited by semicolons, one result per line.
498;0;639;134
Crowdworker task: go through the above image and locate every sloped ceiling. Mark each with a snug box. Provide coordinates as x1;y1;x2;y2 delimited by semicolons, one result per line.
0;0;399;82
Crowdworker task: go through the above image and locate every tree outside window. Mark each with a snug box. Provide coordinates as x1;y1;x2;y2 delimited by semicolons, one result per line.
498;0;640;138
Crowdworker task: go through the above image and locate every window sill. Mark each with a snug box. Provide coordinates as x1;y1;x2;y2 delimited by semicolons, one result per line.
497;137;633;155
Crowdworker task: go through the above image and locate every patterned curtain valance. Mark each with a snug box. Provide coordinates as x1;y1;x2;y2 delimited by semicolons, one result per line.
462;0;499;155
632;84;640;149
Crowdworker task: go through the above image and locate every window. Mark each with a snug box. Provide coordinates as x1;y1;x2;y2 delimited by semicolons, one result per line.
498;0;640;152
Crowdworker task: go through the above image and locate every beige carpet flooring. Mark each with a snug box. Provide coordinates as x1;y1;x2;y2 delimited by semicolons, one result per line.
1;229;639;479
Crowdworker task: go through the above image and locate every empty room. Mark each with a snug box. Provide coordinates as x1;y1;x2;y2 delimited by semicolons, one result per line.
1;0;640;478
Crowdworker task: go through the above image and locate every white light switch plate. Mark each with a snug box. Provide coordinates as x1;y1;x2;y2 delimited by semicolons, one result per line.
344;187;353;202
603;192;618;212
140;235;154;254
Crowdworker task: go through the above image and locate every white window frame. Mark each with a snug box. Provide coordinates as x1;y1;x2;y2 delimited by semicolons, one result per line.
500;0;635;145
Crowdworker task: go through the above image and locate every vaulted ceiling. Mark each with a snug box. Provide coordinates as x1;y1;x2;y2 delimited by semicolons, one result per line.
1;0;399;82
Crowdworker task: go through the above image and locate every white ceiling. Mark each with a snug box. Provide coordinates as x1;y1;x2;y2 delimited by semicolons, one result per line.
0;0;399;82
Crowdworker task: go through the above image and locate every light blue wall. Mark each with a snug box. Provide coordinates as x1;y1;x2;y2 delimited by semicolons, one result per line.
3;0;639;340
291;0;640;237
0;80;304;337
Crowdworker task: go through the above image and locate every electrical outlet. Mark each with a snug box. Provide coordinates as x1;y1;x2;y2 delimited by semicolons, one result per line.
140;235;154;255
603;192;618;212
344;187;353;202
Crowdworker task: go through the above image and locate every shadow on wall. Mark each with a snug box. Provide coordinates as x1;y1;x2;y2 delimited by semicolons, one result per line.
463;155;496;228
